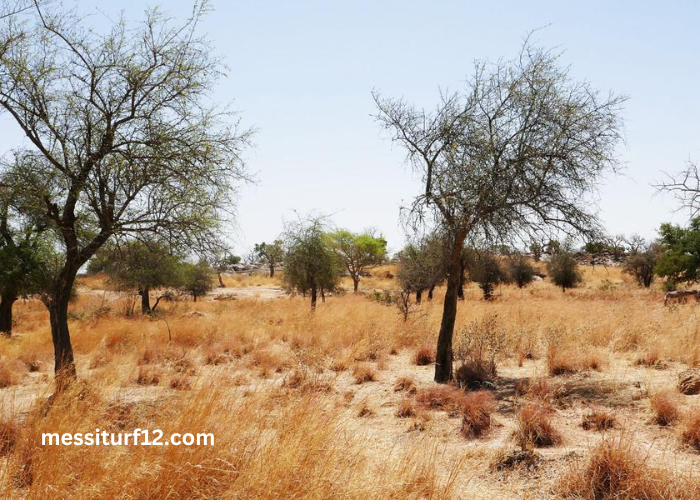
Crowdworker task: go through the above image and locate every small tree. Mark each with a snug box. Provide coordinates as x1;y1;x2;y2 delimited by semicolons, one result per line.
465;251;508;300
507;255;535;289
547;252;582;292
253;240;285;278
396;235;448;302
92;240;183;314
283;217;340;309
529;242;543;262
329;230;387;293
211;252;241;287
180;262;214;302
654;219;700;288
623;248;658;288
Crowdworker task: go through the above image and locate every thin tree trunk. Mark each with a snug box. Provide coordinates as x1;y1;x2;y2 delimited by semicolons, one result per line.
218;272;225;288
48;289;77;390
0;293;16;336
428;284;435;301
457;260;465;301
140;287;151;314
311;284;317;310
434;230;467;383
321;287;326;303
269;264;275;278
416;289;423;304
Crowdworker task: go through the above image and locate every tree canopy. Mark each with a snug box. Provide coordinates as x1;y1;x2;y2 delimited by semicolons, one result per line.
329;230;387;293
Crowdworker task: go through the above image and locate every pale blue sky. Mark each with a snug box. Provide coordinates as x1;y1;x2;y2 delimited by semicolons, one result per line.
2;1;699;254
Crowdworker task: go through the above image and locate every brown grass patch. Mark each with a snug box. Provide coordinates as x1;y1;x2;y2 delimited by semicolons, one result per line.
459;391;495;438
515;403;561;448
681;407;700;451
650;390;680;426
581;409;617;431
136;366;161;386
396;398;416;418
413;346;434;366
393;376;416;393
352;364;377;384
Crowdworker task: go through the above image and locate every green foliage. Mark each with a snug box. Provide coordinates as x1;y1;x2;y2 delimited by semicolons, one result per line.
623;244;658;288
282;218;340;307
465;251;509;300
179;262;214;302
507;256;535;289
254;240;285;277
529;242;543;261
654;219;700;287
546;252;582;291
329;229;387;292
584;241;608;254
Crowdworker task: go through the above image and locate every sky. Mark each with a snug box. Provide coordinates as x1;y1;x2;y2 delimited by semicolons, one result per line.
2;0;699;255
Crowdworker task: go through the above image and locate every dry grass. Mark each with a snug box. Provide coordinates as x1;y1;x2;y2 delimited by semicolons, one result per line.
681;407;700;451
4;265;700;497
515;403;562;448
650;390;680;426
413;345;435;366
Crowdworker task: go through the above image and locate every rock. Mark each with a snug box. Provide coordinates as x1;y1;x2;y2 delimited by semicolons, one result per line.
678;370;700;395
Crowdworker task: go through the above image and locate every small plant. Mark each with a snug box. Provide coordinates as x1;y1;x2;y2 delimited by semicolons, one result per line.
396;398;416;418
581;409;617;431
136;366;161;386
681;408;700;451
459;391;496;438
515;404;561;448
352;364;377;384
454;313;506;388
413;346;434;366
650;391;680;426
393;376;416;394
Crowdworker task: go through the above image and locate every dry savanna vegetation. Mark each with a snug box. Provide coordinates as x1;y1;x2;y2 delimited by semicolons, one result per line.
0;266;699;498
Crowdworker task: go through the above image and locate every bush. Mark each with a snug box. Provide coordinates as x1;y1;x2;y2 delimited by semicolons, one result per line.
546;252;582;291
515;404;561;448
396;399;416;418
393;376;416;393
581;409;617;431
460;391;496;438
415;385;468;415
507;256;535;288
413;346;434;366
650;391;680;426
465;251;508;300
352;364;377;384
454;313;506;388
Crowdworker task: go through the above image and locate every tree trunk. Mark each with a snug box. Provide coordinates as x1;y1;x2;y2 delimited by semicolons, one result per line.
311;284;317;310
353;277;360;293
48;289;77;390
218;272;225;288
457;260;465;301
434;230;467;383
140;287;151;314
428;284;435;301
0;293;16;336
321;287;326;303
416;289;423;304
269;264;275;278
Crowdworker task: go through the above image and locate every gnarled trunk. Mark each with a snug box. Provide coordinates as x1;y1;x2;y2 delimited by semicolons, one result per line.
140;287;151;314
353;277;360;293
47;288;77;390
0;293;17;336
435;230;467;383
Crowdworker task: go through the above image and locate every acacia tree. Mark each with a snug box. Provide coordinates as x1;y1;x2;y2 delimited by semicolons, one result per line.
374;42;625;382
396;234;448;302
547;252;583;292
180;261;214;302
90;240;184;315
329;230;387;293
283;217;340;309
622;242;658;288
253;240;285;278
0;177;51;335
0;3;250;385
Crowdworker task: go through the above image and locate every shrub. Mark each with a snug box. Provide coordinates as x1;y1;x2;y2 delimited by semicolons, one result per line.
650;391;680;426
396;399;416;418
681;408;700;451
0;359;23;388
460;391;496;438
507;256;535;288
413;346;434;366
515;404;561;448
546;252;582;291
581;409;617;431
352;364;377;384
415;385;468;415
393;376;416;394
560;438;689;499
454;313;506;388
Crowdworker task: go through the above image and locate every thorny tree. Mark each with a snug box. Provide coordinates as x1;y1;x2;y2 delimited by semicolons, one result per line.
0;2;250;387
657;161;700;219
374;42;625;382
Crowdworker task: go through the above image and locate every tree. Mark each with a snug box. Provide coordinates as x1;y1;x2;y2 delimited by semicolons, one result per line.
654;219;700;289
507;255;535;289
623;243;658;288
529;242;543;262
91;240;183;314
180;262;214;302
464;250;509;300
374;41;625;382
282;217;340;309
656;160;700;219
396;234;448;302
211;251;241;287
547;252;583;292
254;240;285;278
0;3;250;385
329;230;387;293
0;179;52;334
